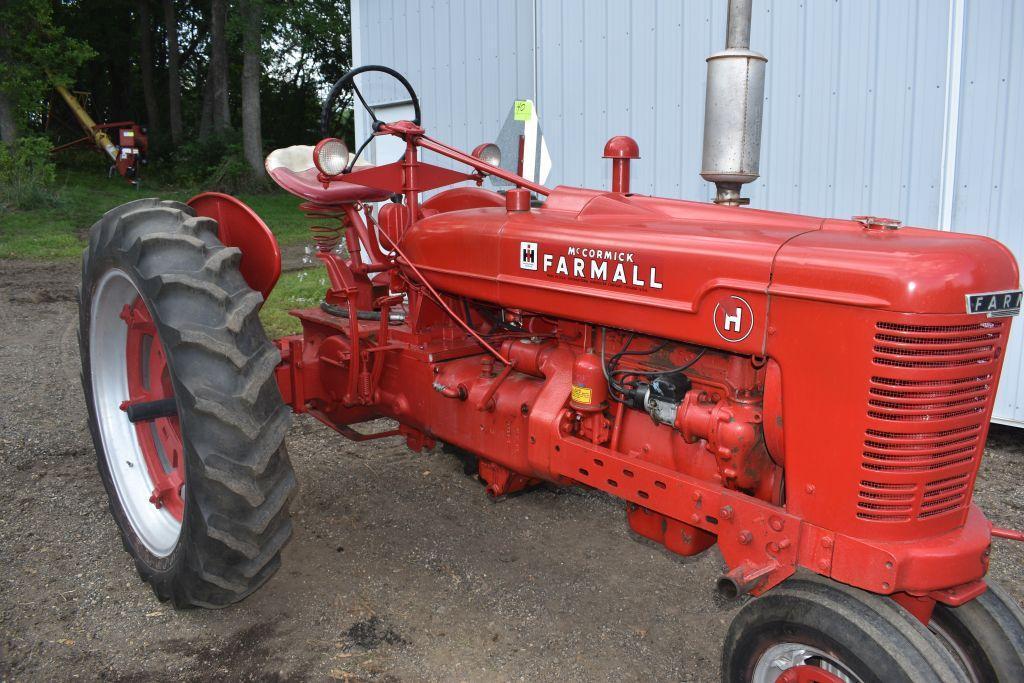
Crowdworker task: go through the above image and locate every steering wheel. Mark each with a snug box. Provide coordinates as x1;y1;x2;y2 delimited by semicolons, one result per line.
320;65;421;173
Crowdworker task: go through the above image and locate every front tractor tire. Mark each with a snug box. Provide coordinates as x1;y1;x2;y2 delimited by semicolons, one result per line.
79;199;295;608
722;574;968;683
928;580;1024;682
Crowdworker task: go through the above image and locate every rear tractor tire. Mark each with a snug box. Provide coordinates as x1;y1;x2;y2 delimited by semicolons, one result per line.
79;198;295;608
722;574;968;683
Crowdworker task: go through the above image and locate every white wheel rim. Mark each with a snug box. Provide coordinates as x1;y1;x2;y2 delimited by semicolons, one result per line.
753;642;861;683
90;268;182;557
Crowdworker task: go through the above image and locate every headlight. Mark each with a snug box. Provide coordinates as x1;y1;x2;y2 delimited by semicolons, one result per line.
313;138;350;176
472;142;501;167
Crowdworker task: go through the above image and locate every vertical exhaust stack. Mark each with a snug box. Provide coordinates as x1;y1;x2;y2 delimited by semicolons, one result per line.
701;0;767;206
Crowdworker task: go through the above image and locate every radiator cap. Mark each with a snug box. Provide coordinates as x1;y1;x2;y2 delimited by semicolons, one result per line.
853;215;901;231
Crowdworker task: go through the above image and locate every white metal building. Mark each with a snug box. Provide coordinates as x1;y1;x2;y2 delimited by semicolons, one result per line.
351;0;1024;427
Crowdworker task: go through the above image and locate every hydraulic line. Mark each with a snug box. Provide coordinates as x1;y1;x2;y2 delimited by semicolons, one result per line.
320;301;405;323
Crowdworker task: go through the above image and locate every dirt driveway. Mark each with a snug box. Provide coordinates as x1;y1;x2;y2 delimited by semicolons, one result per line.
2;257;1022;682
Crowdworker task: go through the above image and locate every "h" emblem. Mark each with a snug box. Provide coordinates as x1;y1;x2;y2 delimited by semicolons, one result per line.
713;295;754;343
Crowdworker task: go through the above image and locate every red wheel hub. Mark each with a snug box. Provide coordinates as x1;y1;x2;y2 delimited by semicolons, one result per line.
776;665;847;683
118;297;185;521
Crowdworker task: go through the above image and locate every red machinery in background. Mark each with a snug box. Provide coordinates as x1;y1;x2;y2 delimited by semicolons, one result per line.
78;5;1024;681
47;85;147;183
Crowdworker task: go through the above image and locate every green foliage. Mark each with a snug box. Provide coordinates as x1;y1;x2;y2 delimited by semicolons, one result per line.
206;151;271;195
0;0;95;130
262;78;332;149
50;0;149;131
0;0;354;263
266;0;352;90
44;0;352;158
0;136;59;210
0;163;311;259
164;132;269;194
263;0;355;147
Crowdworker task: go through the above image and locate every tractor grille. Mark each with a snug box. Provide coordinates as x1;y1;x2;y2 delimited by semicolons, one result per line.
857;319;1004;523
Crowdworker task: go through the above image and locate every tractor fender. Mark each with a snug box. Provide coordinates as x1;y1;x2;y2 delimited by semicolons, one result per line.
187;192;281;300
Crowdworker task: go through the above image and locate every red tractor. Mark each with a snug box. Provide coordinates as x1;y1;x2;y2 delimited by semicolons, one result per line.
79;57;1024;681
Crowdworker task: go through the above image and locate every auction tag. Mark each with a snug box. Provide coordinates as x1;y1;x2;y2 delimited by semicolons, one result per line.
514;100;532;121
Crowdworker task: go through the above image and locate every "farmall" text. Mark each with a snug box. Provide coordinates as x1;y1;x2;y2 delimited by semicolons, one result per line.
543;247;662;289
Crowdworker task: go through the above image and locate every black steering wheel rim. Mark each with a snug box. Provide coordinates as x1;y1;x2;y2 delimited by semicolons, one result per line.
317;64;417;139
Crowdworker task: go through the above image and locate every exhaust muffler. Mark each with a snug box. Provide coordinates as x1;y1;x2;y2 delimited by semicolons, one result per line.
700;0;767;206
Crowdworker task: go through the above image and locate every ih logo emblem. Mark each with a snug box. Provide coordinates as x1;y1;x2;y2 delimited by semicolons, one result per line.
520;241;538;271
713;295;755;343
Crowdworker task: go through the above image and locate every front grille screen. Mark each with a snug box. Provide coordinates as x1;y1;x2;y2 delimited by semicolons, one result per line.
858;320;1004;523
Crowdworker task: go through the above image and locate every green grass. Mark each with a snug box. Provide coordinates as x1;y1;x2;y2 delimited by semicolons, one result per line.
0;157;328;338
239;193;311;247
0;162;311;259
260;267;329;338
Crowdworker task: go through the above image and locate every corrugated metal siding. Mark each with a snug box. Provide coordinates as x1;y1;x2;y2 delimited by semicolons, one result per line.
352;0;533;166
352;0;1024;425
953;0;1024;423
533;0;950;220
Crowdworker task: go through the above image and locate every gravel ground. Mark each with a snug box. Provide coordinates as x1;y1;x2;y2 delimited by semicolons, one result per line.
1;257;1022;682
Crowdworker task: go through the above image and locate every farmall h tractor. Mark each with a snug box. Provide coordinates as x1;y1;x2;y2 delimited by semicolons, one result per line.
79;5;1024;682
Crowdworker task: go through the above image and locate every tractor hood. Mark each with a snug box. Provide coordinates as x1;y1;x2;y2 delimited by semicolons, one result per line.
770;219;1020;312
400;186;1019;353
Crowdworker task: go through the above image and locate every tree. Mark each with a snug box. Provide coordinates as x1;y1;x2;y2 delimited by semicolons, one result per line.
0;94;16;145
51;0;135;128
240;0;264;178
137;0;161;139
209;0;231;134
199;75;214;140
267;0;352;92
163;0;184;144
264;0;353;147
0;0;94;144
0;19;16;142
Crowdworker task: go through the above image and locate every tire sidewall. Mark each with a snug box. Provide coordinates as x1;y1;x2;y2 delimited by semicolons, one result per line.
726;599;889;683
80;240;192;582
